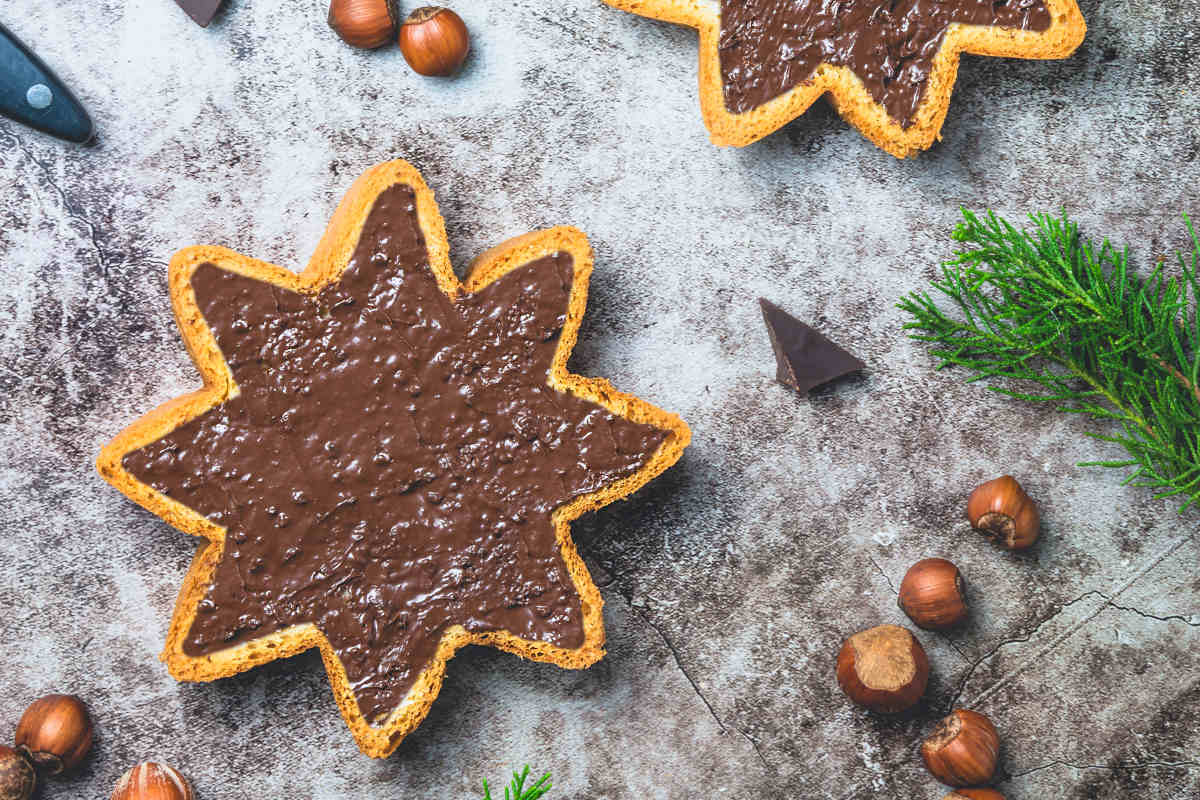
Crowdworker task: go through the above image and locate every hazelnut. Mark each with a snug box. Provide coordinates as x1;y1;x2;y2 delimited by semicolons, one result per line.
111;763;194;800
14;694;93;774
944;790;1006;800
0;746;35;800
328;0;398;49
967;475;1039;550
898;558;969;630
835;624;929;713
922;708;1001;787
398;7;470;77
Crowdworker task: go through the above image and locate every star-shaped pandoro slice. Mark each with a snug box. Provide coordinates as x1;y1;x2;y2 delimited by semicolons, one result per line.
604;0;1085;157
96;160;690;757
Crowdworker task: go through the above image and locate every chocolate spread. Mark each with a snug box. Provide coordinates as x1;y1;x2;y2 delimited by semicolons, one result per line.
123;184;667;723
718;0;1051;126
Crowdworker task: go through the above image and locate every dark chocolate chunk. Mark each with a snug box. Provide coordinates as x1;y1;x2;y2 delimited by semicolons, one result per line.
173;0;224;27
760;298;865;396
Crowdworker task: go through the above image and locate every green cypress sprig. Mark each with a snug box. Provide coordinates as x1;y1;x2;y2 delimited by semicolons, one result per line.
481;766;552;800
898;209;1200;510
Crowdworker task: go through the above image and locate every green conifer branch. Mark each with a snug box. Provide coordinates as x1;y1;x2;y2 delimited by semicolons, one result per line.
899;209;1200;510
481;766;552;800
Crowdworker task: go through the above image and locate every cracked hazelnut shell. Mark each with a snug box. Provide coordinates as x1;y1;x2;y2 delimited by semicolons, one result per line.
14;694;93;774
0;746;35;800
899;557;969;630
922;708;1001;787
835;624;929;713
327;0;398;49
110;762;194;800
967;475;1039;550
398;7;470;77
944;790;1006;800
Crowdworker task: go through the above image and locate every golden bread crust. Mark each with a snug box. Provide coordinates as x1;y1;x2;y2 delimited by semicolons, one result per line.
603;0;1086;157
95;159;691;757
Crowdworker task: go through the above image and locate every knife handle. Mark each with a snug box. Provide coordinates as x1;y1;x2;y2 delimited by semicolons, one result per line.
0;23;93;144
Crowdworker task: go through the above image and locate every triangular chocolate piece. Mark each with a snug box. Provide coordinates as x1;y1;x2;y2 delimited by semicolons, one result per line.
174;0;224;27
760;298;865;396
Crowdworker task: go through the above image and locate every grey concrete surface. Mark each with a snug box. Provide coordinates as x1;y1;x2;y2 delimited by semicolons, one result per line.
1;0;1198;797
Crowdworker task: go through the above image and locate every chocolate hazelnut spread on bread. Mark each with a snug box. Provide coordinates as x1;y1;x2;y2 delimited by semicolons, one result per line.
719;0;1051;125
123;185;667;722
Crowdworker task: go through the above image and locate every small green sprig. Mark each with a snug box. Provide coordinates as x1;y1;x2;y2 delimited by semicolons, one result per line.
481;766;552;800
899;209;1200;510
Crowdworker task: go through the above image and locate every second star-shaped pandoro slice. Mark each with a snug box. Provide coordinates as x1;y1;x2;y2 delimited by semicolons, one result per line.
96;160;690;757
603;0;1085;157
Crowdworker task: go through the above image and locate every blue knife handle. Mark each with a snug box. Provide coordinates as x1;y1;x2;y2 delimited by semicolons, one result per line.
0;23;93;144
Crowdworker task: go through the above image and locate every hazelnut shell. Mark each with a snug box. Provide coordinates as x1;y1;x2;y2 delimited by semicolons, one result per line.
328;0;398;49
0;746;35;800
946;790;1006;800
110;762;194;800
967;475;1040;550
922;708;1001;787
398;6;470;77
898;557;969;630
15;694;94;774
835;624;930;713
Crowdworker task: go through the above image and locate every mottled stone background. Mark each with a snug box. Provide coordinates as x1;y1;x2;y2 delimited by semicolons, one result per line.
1;0;1197;798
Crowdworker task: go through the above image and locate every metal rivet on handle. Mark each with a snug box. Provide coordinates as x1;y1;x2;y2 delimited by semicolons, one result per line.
26;83;52;109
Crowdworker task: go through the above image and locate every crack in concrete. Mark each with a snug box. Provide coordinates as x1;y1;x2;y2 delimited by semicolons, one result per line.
961;532;1196;709
868;556;898;596
943;635;972;665
946;590;1105;710
630;605;773;773
1005;758;1200;779
736;726;772;774
1099;594;1200;627
0;123;110;279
